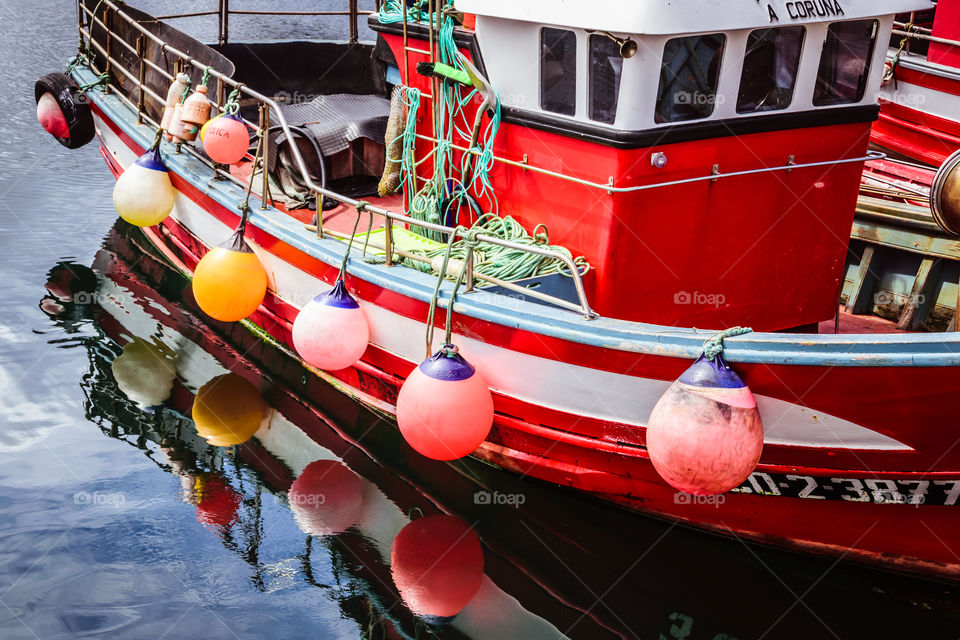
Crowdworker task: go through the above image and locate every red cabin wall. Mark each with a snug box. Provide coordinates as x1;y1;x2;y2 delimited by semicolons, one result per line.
381;30;869;330
929;0;960;68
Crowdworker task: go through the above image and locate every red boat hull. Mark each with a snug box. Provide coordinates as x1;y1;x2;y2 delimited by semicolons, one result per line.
89;97;960;582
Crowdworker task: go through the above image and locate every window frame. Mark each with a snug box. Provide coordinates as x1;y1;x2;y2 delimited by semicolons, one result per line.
539;26;578;117
654;32;727;124
735;26;806;115
812;19;879;107
588;34;624;125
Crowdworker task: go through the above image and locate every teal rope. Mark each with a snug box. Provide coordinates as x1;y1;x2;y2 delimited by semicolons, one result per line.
222;88;241;115
702;327;753;361
423;225;481;357
405;214;589;282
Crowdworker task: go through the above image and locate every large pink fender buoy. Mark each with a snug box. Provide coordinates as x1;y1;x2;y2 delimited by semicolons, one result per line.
396;345;493;461
202;112;250;164
292;280;370;371
391;514;484;624
646;349;763;496
288;459;367;536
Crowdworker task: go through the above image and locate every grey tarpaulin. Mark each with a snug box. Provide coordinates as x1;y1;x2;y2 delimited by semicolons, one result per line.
277;93;391;157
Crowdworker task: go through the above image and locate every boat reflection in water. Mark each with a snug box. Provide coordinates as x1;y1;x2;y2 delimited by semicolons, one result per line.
41;221;960;639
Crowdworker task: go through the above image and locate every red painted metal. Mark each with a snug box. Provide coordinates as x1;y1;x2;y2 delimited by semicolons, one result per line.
929;0;960;69
381;32;870;331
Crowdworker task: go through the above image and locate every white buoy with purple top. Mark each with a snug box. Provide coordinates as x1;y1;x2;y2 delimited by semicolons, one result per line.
113;139;176;227
292;279;370;371
645;327;764;496
397;344;494;461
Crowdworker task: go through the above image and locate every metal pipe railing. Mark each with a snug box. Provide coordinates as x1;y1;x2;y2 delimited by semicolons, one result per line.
892;22;960;48
76;0;597;318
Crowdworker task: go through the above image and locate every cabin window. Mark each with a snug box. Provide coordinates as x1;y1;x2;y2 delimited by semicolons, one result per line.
589;35;623;124
656;34;726;123
541;28;577;116
813;20;879;106
737;27;805;113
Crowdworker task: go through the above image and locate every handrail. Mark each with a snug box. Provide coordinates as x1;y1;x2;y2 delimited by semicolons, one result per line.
892;21;960;49
76;0;597;319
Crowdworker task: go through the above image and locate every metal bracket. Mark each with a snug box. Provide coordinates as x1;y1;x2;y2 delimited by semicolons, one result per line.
711;164;720;182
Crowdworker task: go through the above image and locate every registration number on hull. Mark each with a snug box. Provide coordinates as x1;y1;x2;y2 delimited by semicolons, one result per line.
730;473;960;505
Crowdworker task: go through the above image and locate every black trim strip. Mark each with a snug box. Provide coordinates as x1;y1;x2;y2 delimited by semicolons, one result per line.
367;16;487;76
501;104;881;149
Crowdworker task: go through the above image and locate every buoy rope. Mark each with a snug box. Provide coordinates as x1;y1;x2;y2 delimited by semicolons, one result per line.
702;326;753;361
423;225;481;358
222;88;242;116
236;122;267;228
149;127;164;150
76;71;111;94
178;76;193;104
884;22;912;88
336;202;371;281
201;66;213;88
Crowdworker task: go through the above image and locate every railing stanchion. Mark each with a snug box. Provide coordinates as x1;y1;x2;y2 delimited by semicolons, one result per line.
103;4;113;94
348;0;358;44
465;251;475;291
315;192;324;238
221;0;230;45
260;103;272;210
135;34;145;123
384;220;394;266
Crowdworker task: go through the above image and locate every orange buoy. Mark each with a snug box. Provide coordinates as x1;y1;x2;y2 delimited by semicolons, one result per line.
396;345;493;460
391;514;484;624
192;220;268;322
192;373;265;446
288;459;367;536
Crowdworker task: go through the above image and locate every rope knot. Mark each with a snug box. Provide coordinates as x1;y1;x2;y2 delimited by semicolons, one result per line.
462;226;482;249
441;343;459;357
702;326;752;361
355;200;370;213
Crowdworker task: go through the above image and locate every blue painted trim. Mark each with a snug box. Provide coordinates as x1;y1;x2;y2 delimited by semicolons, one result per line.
315;279;360;309
678;353;745;389
419;348;476;381
135;145;167;172
75;67;960;369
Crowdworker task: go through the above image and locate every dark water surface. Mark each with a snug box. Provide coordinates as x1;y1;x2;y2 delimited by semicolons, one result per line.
1;2;959;639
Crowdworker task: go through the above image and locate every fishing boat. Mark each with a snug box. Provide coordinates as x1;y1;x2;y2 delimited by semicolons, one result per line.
36;0;960;581
48;222;960;638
